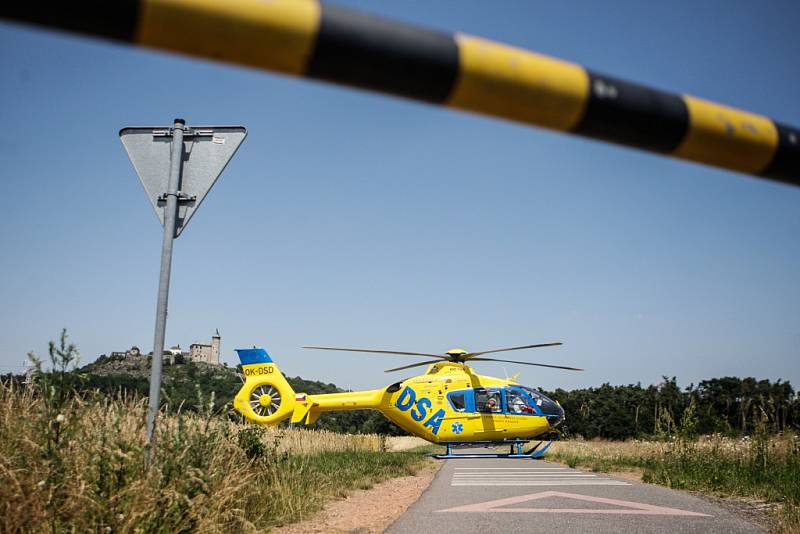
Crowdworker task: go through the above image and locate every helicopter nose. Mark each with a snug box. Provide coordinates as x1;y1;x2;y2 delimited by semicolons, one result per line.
541;398;565;428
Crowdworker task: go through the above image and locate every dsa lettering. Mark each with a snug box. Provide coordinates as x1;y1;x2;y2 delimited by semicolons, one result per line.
395;386;445;434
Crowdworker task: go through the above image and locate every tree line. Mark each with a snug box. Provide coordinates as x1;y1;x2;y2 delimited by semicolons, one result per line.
543;376;798;440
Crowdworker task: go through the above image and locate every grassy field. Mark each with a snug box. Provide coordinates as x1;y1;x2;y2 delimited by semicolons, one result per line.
549;434;800;532
0;381;432;533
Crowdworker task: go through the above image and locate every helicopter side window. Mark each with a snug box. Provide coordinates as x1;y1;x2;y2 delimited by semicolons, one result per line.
475;389;502;414
505;387;535;415
448;391;466;412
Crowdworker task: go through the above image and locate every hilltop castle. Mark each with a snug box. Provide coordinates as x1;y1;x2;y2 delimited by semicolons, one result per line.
189;329;221;365
109;330;221;366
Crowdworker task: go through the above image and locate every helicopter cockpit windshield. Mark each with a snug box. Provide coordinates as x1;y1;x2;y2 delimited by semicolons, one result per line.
521;386;564;426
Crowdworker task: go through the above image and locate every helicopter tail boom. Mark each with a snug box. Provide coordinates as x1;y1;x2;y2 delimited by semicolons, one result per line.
291;389;385;425
234;347;385;427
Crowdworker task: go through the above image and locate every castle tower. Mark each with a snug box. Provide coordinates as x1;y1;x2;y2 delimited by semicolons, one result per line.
210;329;221;365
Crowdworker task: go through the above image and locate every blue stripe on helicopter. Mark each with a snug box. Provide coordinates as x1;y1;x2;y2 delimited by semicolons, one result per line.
236;348;273;365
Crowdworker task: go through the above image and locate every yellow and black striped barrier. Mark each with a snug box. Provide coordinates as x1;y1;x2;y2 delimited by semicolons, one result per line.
3;0;798;186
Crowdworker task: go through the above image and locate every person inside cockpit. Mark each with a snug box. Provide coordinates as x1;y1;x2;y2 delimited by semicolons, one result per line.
477;389;502;413
507;388;534;414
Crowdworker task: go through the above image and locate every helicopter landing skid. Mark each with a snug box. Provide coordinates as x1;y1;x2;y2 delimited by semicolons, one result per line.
433;438;553;459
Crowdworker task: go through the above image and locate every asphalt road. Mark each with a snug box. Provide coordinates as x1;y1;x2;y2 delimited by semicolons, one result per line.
387;448;763;534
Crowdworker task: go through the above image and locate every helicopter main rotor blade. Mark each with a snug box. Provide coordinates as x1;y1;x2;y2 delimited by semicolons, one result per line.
469;357;583;371
384;360;443;373
463;342;563;359
303;346;447;359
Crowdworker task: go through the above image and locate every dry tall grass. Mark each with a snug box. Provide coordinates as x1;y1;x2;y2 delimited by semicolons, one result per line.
256;426;384;454
385;436;430;452
0;381;429;532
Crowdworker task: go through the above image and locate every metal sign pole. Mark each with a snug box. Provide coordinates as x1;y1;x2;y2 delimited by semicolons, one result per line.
120;120;245;462
146;118;185;449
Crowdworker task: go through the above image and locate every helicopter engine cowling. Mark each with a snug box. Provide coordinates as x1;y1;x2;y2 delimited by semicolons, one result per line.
234;348;296;426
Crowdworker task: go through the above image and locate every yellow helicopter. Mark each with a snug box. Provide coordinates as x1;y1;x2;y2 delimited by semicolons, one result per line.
233;343;582;458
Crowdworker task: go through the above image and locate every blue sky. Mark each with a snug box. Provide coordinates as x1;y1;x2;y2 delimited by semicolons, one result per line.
1;0;798;391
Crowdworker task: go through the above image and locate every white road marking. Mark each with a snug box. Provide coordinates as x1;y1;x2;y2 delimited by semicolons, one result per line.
454;478;600;480
451;481;632;486
453;473;597;479
453;467;575;470
437;490;711;515
451;467;631;486
453;471;597;477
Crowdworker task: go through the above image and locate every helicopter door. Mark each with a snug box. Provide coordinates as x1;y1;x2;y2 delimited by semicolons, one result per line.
503;387;537;432
474;388;503;414
473;388;505;437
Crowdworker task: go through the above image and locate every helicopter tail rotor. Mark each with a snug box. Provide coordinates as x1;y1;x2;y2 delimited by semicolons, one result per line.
233;348;297;426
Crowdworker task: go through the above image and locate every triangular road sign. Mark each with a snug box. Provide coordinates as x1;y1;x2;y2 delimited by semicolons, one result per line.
436;490;711;516
120;125;246;236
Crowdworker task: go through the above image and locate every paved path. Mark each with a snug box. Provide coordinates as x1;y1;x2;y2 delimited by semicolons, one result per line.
387;449;763;534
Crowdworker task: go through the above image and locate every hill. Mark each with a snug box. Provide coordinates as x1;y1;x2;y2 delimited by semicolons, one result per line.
77;354;404;435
